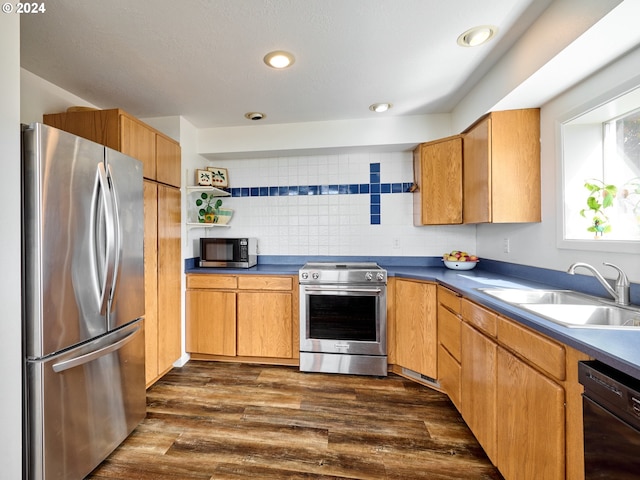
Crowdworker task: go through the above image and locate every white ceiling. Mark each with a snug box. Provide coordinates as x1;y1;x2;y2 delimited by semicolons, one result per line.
20;0;553;129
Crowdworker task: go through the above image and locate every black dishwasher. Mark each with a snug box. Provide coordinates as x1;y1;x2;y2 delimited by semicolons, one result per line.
579;360;640;479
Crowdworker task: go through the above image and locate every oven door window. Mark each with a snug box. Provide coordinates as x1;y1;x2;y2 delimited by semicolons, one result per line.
308;293;378;341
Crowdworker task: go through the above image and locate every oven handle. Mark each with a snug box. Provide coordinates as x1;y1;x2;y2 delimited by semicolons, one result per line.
302;286;383;294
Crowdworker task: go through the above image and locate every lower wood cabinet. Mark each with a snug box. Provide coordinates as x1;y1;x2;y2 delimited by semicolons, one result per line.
460;321;498;464
237;291;293;358
187;289;236;356
144;182;182;387
437;285;462;410
496;347;565;480
451;296;590;480
186;274;299;363
394;279;437;379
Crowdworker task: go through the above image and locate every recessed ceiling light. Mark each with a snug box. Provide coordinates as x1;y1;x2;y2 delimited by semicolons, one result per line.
244;112;266;121
457;25;497;47
263;50;295;69
369;103;392;113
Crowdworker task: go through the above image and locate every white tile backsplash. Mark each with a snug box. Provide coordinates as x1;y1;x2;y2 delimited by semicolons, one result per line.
194;151;476;257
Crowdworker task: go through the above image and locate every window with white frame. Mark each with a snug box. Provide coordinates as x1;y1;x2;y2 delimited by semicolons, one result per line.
562;87;640;243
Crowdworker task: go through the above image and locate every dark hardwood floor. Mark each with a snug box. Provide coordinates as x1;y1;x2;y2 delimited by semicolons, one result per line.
87;361;503;479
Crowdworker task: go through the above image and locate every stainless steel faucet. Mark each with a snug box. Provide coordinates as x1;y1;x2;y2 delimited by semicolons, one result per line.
567;262;630;306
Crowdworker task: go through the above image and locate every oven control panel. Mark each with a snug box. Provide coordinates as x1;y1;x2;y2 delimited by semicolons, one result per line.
299;262;387;284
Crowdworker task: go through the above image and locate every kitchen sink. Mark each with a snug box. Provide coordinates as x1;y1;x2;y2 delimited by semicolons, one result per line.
477;288;640;329
521;304;640;328
479;288;599;305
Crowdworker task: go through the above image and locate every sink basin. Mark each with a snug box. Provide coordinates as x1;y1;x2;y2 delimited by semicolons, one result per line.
521;304;640;328
476;287;640;329
478;288;600;305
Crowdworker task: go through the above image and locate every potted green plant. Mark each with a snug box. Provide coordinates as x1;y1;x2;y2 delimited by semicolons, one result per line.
580;179;617;237
195;193;222;223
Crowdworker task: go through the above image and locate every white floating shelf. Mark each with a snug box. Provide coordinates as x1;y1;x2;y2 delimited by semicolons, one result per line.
186;222;231;228
186;185;231;197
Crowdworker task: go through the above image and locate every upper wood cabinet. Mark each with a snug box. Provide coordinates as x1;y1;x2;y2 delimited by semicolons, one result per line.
413;135;463;225
156;133;182;187
43;108;181;187
119;113;156;180
462;108;541;223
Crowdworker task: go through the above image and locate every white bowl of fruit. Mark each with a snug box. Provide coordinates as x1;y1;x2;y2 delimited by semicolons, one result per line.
442;250;479;270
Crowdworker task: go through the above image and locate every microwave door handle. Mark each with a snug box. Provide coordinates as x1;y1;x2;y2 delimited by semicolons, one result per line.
93;163;116;316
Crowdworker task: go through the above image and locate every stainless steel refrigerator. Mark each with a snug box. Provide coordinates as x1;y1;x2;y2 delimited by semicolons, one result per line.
22;123;146;480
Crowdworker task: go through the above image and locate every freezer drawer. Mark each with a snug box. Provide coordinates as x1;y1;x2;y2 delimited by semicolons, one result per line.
26;320;146;480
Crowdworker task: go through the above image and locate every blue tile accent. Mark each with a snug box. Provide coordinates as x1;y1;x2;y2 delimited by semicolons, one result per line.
225;161;413;225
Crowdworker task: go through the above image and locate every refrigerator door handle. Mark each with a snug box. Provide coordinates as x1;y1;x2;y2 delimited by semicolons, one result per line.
52;324;141;373
93;163;117;316
106;163;123;309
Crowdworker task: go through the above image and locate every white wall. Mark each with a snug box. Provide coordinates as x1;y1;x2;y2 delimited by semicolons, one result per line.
197;114;453;159
451;0;624;132
21;68;99;124
474;46;640;283
1;13;25;480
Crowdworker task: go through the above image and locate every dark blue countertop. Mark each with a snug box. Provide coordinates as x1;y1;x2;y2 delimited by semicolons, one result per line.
186;256;640;380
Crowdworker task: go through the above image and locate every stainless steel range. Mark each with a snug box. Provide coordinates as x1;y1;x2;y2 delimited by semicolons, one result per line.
299;262;387;376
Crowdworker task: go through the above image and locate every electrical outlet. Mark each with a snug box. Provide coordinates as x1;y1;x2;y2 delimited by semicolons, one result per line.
503;238;510;253
392;238;401;250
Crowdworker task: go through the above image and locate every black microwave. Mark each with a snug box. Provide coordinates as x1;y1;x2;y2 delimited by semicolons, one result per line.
199;238;258;268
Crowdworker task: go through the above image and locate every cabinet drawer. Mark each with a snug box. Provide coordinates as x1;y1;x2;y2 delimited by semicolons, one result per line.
438;285;461;313
497;316;566;381
438;305;461;360
438;344;461;411
461;299;497;337
187;274;237;290
238;276;293;291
